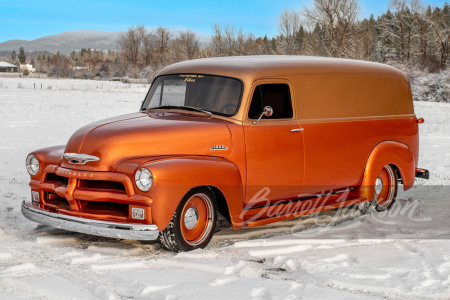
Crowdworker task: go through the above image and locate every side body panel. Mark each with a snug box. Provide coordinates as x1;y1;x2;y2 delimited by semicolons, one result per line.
299;117;418;194
292;73;418;194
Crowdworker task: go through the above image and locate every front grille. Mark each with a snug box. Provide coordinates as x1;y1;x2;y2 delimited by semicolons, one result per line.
39;170;134;221
44;173;68;186
44;192;70;210
78;179;126;193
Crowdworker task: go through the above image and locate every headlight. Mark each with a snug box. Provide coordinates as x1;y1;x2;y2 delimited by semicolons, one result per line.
135;168;153;191
26;154;40;175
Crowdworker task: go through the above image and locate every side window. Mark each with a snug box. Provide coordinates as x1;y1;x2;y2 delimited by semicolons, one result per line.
248;84;293;119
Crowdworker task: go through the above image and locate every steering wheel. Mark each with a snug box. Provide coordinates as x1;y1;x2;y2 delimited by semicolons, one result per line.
220;103;236;114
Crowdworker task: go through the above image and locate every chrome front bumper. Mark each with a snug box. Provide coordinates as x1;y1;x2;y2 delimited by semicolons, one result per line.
21;201;159;241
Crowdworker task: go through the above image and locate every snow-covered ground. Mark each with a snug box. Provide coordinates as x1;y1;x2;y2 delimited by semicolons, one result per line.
0;77;449;299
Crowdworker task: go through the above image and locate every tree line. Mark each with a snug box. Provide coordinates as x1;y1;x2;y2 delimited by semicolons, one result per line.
118;0;449;76
2;0;449;80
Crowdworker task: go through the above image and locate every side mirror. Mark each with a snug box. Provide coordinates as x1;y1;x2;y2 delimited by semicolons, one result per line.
253;106;273;125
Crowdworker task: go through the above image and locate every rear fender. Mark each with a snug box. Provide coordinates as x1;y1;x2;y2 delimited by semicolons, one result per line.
359;141;415;201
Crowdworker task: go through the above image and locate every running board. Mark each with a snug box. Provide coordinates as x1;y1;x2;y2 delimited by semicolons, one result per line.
244;197;367;227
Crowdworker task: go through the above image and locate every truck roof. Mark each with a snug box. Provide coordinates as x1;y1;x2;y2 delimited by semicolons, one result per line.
158;55;407;80
159;56;414;120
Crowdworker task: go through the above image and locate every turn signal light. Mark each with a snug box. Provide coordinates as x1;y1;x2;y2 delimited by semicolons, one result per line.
131;207;145;220
31;191;40;203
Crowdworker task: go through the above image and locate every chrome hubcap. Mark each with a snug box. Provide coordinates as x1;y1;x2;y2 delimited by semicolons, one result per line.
184;207;199;230
375;177;383;195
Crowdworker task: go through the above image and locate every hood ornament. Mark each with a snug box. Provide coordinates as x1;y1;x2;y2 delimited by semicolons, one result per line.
63;153;100;165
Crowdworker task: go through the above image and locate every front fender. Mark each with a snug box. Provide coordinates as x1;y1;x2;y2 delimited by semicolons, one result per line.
28;145;65;180
359;141;415;201
142;156;244;231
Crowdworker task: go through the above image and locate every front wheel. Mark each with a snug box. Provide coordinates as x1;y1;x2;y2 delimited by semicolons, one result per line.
160;187;217;252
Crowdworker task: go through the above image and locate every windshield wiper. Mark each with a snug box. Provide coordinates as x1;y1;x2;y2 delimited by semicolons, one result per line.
147;105;212;117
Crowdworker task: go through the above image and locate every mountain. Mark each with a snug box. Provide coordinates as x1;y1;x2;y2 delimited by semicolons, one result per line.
0;28;211;55
0;30;122;55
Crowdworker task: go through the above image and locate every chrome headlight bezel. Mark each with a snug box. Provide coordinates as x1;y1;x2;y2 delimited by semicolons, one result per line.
26;154;40;175
135;168;153;191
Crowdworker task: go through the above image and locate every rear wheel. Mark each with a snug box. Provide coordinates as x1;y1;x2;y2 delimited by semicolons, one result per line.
160;187;217;252
352;164;398;214
373;165;398;211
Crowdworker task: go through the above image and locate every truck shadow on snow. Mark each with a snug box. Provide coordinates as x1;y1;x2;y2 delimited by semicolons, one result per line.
29;187;450;254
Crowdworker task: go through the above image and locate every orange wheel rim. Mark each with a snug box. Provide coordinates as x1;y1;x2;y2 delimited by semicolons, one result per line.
180;193;214;246
374;166;396;209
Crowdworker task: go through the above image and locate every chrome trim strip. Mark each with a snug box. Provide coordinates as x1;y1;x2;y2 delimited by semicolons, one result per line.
21;201;159;241
63;153;100;165
298;114;417;124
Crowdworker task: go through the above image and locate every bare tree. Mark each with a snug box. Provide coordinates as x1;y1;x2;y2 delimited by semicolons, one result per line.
379;0;422;63
211;24;225;56
303;0;360;58
223;25;238;56
118;25;145;66
415;6;434;66
429;5;450;70
153;27;171;66
142;31;156;66
278;9;303;54
211;24;256;56
178;29;200;60
47;51;73;78
358;15;379;61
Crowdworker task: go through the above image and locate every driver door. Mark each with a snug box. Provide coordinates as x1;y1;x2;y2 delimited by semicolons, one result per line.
243;80;305;207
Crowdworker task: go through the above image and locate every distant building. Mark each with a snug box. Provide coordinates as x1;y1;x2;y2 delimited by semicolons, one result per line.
20;64;36;73
0;62;19;73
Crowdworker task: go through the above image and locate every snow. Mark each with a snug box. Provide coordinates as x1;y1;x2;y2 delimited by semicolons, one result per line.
0;76;449;299
408;70;449;103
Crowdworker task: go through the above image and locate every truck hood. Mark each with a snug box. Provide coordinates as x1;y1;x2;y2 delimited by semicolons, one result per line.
61;112;233;171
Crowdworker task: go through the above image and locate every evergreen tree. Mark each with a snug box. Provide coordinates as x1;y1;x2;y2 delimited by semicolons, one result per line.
296;26;305;52
18;47;26;64
270;38;277;52
10;50;17;63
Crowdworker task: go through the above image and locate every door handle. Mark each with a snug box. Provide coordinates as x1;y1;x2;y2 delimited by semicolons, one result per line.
290;128;304;132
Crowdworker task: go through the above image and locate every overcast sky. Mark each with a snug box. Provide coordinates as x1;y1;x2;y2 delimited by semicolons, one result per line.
0;0;448;42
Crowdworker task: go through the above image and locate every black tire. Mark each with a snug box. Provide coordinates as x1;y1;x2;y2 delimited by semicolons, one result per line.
351;201;372;215
351;165;398;214
160;187;217;252
373;165;398;211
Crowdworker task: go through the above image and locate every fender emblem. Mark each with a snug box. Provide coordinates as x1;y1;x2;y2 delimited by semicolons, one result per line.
209;145;228;151
63;153;100;165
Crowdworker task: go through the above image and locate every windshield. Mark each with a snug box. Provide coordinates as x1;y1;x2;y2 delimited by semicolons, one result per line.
141;74;242;116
